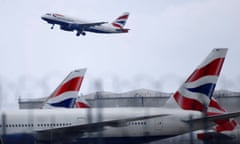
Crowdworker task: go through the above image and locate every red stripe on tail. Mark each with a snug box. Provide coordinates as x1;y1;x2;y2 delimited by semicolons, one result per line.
209;99;226;112
75;102;90;108
112;23;122;29
51;77;83;98
174;92;205;111
117;15;129;20
186;58;225;82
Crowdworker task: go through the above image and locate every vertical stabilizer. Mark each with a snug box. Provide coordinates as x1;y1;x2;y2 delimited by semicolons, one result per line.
164;48;227;112
112;12;129;29
42;68;86;109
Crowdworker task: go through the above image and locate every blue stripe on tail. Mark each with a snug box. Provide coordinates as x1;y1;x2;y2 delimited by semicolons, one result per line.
49;98;76;108
187;83;216;98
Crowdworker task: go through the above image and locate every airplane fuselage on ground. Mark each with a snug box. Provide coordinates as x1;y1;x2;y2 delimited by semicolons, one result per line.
0;108;204;144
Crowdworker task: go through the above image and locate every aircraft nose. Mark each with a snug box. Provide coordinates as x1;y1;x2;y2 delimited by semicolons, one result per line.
41;15;47;21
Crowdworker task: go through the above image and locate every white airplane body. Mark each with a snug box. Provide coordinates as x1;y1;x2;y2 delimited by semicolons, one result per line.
2;108;240;144
0;108;210;143
1;48;238;144
41;13;130;36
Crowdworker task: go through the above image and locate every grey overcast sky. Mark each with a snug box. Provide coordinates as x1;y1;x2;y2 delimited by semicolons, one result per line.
0;0;240;108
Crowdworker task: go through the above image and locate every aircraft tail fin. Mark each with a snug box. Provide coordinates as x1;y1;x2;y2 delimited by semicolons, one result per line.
164;48;227;112
112;12;129;29
42;68;86;109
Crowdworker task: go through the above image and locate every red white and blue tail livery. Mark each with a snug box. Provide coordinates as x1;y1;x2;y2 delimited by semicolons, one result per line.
43;68;86;109
41;12;130;36
164;48;227;111
112;12;129;30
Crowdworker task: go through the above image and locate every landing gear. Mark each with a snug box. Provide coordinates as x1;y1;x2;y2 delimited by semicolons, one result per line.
76;31;86;36
51;24;54;29
82;32;86;36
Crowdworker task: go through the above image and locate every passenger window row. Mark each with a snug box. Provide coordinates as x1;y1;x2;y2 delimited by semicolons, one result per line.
128;121;146;125
0;123;72;128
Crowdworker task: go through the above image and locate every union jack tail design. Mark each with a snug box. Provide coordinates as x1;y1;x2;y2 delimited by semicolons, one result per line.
42;68;86;109
164;48;227;112
112;12;129;29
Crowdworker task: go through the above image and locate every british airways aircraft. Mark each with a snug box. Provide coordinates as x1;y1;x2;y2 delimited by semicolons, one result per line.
41;53;240;144
1;48;240;144
41;12;130;36
43;66;240;144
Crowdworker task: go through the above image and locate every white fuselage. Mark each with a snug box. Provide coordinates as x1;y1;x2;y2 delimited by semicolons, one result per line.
0;108;205;144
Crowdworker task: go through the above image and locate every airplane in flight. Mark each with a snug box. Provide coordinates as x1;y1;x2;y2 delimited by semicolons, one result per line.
42;68;90;109
1;48;240;144
41;12;130;36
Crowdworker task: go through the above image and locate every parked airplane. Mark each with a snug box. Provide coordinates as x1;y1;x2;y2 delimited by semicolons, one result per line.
1;48;239;144
41;12;130;36
42;68;90;109
43;67;240;143
48;68;240;143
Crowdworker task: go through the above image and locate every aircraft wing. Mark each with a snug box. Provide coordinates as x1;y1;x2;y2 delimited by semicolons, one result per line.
35;114;168;141
35;111;240;141
77;21;107;28
184;111;240;125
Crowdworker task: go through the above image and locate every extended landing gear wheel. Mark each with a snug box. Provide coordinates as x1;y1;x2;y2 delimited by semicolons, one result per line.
76;31;86;36
82;32;86;36
76;32;80;36
51;24;54;29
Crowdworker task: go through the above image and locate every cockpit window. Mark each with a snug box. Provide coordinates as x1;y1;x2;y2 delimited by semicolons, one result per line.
46;13;51;16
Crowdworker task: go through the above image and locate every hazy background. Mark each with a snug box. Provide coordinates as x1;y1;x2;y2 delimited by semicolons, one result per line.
0;0;239;108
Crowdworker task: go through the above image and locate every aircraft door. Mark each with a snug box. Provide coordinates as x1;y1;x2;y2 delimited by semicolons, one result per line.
154;118;163;130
